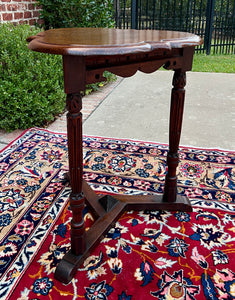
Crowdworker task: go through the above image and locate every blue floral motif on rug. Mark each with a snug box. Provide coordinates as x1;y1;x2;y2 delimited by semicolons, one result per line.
0;128;234;300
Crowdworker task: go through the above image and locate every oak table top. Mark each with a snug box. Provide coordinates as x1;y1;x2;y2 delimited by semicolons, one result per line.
27;27;202;56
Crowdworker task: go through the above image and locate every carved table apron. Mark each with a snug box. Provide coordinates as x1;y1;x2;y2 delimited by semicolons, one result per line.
27;28;202;283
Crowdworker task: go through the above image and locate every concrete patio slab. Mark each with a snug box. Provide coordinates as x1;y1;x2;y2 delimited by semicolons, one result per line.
84;71;235;150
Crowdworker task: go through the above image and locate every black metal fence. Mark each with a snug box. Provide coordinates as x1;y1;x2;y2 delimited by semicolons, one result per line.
114;0;235;54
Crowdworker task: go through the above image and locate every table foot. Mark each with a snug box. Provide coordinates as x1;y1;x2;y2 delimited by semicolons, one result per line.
55;194;126;283
54;252;79;284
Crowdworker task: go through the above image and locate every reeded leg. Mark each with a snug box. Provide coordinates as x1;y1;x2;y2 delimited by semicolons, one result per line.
66;93;86;255
163;70;186;202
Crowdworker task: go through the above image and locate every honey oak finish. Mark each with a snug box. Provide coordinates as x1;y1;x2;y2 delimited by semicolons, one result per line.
27;28;202;284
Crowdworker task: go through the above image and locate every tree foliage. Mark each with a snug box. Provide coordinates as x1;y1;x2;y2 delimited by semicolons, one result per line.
35;0;115;29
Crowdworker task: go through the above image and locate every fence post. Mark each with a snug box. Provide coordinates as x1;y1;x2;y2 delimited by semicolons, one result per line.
113;0;121;28
204;0;216;54
131;0;138;29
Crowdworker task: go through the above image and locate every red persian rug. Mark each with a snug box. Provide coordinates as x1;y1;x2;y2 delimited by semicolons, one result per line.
0;128;234;300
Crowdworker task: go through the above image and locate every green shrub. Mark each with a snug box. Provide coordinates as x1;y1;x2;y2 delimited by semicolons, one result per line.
35;0;114;30
0;23;65;132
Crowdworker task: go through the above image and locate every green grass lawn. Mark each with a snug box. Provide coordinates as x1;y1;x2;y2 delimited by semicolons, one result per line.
192;53;235;73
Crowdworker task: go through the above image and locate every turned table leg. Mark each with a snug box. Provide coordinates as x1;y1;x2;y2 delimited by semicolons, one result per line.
163;69;186;202
66;92;86;255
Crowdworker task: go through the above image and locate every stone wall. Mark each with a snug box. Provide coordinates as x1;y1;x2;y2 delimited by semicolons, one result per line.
0;0;40;25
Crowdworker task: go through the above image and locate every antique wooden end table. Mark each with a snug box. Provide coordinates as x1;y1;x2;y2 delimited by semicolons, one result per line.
27;28;202;283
